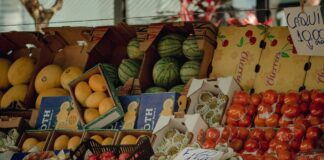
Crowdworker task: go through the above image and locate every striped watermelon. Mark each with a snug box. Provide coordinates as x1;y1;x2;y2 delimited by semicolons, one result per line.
153;57;180;89
118;59;141;84
127;38;144;60
103;64;120;86
145;86;167;93
157;34;185;58
180;60;201;83
169;84;184;93
183;35;203;60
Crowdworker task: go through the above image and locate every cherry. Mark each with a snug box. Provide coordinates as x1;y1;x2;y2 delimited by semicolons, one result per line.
249;37;256;45
245;30;253;38
271;39;277;46
287;35;293;44
222;40;229;47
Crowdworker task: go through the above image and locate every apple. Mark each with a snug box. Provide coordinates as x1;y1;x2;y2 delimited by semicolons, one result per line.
203;138;215;149
244;139;259;152
306;127;320;140
205;128;220;141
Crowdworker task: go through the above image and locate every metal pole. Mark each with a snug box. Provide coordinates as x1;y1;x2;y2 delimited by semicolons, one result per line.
114;0;126;24
256;0;269;23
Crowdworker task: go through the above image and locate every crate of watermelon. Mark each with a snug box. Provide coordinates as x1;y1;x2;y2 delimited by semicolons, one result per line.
72;136;153;160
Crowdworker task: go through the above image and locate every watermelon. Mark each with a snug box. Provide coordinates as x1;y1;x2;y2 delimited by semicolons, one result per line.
145;86;167;93
103;64;120;86
118;59;141;84
180;60;200;83
169;84;184;93
153;57;180;89
183;35;203;60
127;38;144;60
157;34;185;58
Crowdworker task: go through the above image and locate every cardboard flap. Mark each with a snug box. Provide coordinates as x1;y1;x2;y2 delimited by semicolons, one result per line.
153;115;171;134
140;23;165;51
0;117;22;128
187;79;204;97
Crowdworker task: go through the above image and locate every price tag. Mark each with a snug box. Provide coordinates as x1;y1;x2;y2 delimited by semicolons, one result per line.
284;6;324;56
174;147;224;160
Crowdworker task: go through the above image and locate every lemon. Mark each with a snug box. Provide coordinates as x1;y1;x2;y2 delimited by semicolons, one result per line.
98;97;114;115
83;108;100;124
54;135;69;150
75;81;92;106
67;136;81;151
91;135;103;143
88;74;107;92
101;137;113;145
85;92;107;108
120;135;137;145
22;137;39;152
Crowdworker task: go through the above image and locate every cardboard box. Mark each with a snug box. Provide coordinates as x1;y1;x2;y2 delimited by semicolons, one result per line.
69;64;124;129
18;130;52;151
114;130;153;145
0;117;30;145
35;96;82;130
152;113;208;152
47;130;84;151
186;77;241;126
0;32;55;108
139;22;217;91
254;27;309;93
0;109;38;128
304;56;324;90
84;129;118;145
210;25;266;91
135;92;179;130
105;95;141;130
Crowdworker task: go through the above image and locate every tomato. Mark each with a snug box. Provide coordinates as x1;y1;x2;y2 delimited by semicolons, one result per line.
228;126;239;139
226;116;239;126
306;126;320;140
229;138;243;152
277;150;292;160
244;139;259;152
202;138;216;149
249;128;265;140
294;115;310;128
278;93;286;104
276;128;292;142
312;92;324;104
279;116;291;127
227;104;245;120
265;128;276;141
259;140;269;152
300;139;314;153
232;91;250;105
258;103;273;114
265;113;279;127
263;154;277;160
254;114;266;127
281;103;289;115
197;129;205;144
251;93;262;106
263;90;278;105
290;138;301;151
299;102;309;113
293;125;305;140
270;139;289;151
320;123;324;132
205;128;220;141
217;138;227;144
246;104;257;116
300;90;311;103
310;102;324;116
238;127;249;140
275;103;283;114
221;126;231;140
238;115;251;127
311;90;320;100
241;154;258;160
307;114;321;126
284;91;300;104
283;103;300;118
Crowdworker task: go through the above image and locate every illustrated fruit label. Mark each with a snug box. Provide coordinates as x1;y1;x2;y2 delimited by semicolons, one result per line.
254;27;309;92
304;56;324;90
210;25;265;91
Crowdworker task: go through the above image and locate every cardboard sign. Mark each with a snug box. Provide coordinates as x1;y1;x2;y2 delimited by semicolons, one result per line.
284;6;324;56
174;147;223;160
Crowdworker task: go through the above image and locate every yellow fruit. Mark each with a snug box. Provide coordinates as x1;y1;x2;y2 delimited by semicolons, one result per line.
124;111;136;122
35;64;63;93
101;137;113;145
22;137;39;152
90;135;103;143
85;92;107;108
1;85;28;109
163;98;174;109
60;66;83;90
98;97;114;115
36;88;69;109
54;135;69;150
8;57;35;85
84;108;100;124
0;58;11;89
120;135;137;145
127;101;139;111
88;74;106;92
75;81;92;106
67;136;81;151
36;141;45;151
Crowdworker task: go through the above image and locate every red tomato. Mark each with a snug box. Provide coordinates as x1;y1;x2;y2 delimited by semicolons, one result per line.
263;90;278;105
290;138;301;151
251;93;262;106
265;113;279;127
320;123;324;132
254;114;266;127
278;93;285;104
238;127;249;140
229;138;243;152
217;138;227;144
284;91;300;104
246;104;257;116
258;103;273;114
293;125;305;140
202;139;216;149
238;115;251;127
205;128;220;141
226;116;239;126
279;116;291;127
307;114;322;126
244;139;259;152
221;126;231;140
312;92;324;104
299;102;309;113
241;154;258;160
310;102;324;116
264;128;276;141
300;90;311;103
227;104;245;120
228;126;239;139
281;104;289;114
300;139;314;152
306;127;320;140
277;150;292;160
283;103;301;118
270;139;290;152
263;154;277;160
259;140;269;152
311;90;320;100
276;128;293;142
249;128;265;140
232;91;250;105
275;103;283;114
294;115;310;129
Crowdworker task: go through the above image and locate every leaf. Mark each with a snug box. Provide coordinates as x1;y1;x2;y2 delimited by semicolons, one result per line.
267;35;274;40
281;52;290;58
257;25;265;31
218;35;226;39
261;30;266;35
237;37;244;47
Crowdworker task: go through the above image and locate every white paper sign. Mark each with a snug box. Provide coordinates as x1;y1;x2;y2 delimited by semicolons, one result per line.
284;6;324;56
174;147;224;160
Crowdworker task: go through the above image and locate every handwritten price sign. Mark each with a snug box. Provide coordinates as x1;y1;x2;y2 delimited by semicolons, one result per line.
284;6;324;56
